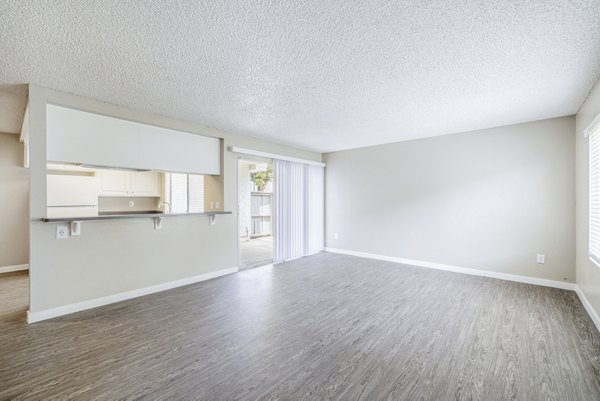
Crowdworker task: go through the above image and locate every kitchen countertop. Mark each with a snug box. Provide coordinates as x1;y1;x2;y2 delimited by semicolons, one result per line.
42;211;232;223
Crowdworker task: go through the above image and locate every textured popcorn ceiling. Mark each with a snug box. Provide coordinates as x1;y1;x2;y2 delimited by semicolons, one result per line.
1;1;600;152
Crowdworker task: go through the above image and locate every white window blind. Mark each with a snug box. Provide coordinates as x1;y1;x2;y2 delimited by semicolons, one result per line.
273;160;324;263
166;173;204;213
188;174;205;213
590;121;600;265
169;173;188;213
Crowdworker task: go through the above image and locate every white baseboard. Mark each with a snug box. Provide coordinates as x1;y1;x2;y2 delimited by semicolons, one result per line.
324;248;576;290
575;286;600;333
27;266;238;323
0;264;29;274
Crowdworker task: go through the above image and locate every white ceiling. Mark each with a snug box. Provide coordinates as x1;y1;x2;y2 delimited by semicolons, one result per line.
1;1;600;152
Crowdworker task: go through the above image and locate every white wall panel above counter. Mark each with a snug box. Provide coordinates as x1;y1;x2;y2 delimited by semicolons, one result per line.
46;104;221;175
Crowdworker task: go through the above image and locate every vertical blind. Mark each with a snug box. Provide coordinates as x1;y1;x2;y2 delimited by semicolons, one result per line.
590;121;600;265
273;160;325;263
166;173;205;213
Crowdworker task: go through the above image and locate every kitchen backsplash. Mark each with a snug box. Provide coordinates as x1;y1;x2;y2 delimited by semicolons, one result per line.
98;197;163;213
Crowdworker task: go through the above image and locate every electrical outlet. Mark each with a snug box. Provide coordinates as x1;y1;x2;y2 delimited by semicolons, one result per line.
334;233;339;240
215;200;220;209
536;254;545;264
56;225;70;239
128;200;135;208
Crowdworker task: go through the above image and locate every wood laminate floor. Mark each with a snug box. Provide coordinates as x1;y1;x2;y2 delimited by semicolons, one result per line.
1;252;600;400
0;270;28;324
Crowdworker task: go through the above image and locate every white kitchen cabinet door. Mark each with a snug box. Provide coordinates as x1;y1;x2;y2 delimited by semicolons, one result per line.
98;170;131;196
131;171;160;196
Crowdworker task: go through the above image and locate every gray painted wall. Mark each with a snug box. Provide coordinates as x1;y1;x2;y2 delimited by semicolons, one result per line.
28;85;321;313
0;132;28;267
576;78;600;318
325;117;576;283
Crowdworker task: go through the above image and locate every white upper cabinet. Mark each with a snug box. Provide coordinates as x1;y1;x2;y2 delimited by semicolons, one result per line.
46;104;221;175
98;170;161;197
130;171;160;196
98;170;131;197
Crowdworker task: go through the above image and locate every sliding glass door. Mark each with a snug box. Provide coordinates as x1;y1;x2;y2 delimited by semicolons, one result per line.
238;158;274;269
273;160;325;263
237;156;325;268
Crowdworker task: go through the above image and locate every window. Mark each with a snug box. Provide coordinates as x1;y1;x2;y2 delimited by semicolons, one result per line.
165;173;204;213
589;116;600;265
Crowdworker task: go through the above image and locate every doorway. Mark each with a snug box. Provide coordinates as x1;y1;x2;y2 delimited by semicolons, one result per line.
238;159;274;269
0;128;30;324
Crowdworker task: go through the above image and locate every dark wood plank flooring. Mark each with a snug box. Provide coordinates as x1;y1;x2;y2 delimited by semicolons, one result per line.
1;253;599;400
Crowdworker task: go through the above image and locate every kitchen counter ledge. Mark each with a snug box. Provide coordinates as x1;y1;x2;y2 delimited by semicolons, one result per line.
42;211;232;223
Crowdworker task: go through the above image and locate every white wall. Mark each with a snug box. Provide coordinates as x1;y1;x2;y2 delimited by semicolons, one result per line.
576;78;600;317
325;117;576;282
28;85;321;315
0;132;29;268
